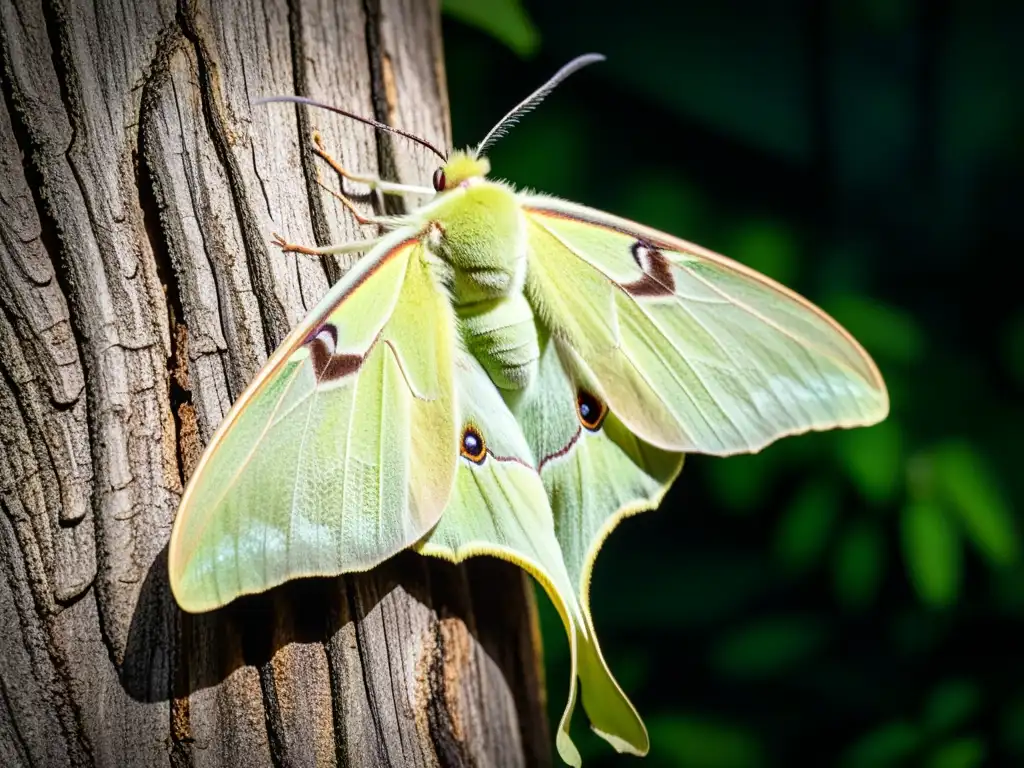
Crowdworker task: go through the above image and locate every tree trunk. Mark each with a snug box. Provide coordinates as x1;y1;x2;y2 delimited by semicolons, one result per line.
0;0;550;765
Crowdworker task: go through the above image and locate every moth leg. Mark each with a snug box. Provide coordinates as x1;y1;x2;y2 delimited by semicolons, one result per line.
313;173;398;227
312;131;434;197
270;232;381;257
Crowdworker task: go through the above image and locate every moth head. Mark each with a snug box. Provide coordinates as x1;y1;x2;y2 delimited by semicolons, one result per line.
434;152;491;192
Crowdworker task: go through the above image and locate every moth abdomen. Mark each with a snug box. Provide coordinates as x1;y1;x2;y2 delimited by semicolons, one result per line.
459;292;539;391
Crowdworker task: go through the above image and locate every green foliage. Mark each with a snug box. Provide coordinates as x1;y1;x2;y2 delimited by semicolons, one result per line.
773;480;839;574
843;721;921;766
442;0;539;57
931;441;1018;566
727;219;799;286
926;738;986;768
835;421;904;505
824;294;926;366
902;500;961;608
645;715;764;767
711;616;825;679
703;452;778;514
922;680;980;734
833;517;886;610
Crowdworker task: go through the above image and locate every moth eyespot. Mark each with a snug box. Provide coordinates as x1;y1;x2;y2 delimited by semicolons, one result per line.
432;168;446;192
576;390;607;431
630;239;657;271
313;326;337;355
460;425;486;464
624;238;676;296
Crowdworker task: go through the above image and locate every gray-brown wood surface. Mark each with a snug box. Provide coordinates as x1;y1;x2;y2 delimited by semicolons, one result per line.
0;0;549;764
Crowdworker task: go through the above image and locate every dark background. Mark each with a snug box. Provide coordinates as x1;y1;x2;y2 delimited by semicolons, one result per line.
441;1;1024;766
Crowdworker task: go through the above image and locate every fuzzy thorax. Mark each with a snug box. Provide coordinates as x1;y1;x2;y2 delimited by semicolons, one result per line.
441;152;491;188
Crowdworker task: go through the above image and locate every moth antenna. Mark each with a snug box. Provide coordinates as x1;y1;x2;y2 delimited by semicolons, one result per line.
254;95;448;161
474;53;605;159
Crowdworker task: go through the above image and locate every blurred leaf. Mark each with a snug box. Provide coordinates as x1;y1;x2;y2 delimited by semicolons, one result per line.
922;679;981;734
711;616;825;679
843;721;921;766
835;420;903;504
925;737;986;768
729;219;799;286
647;714;764;768
931;440;1018;566
619;173;706;237
773;480;839;574
834;518;886;610
901;500;961;608
703;452;778;514
442;0;540;57
824;294;925;365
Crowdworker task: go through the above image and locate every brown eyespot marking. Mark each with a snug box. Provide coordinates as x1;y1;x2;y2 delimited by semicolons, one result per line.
623;239;676;297
460;424;487;464
432;168;447;192
306;323;362;382
576;389;608;431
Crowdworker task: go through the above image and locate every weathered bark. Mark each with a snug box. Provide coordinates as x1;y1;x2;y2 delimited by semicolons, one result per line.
0;0;550;765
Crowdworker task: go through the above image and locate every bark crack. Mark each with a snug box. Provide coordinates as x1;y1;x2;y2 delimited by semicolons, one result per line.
362;0;404;217
135;20;197;765
285;0;337;285
176;0;287;354
0;24;97;766
258;658;288;768
137;21;191;491
427;619;471;766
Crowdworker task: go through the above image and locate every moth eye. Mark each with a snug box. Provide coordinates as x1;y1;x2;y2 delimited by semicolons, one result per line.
432;168;446;192
576;389;607;431
460;425;486;463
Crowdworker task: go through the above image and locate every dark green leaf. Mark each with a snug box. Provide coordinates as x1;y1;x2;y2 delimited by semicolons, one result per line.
442;0;540;56
646;714;764;768
834;518;886;610
843;721;921;766
703;452;777;514
711;616;825;679
835;420;903;504
932;441;1018;566
823;294;925;365
922;679;980;734
773;480;839;574
728;219;799;285
901;500;961;608
926;737;986;768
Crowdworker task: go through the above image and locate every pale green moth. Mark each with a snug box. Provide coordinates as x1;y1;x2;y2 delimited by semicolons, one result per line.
169;54;889;765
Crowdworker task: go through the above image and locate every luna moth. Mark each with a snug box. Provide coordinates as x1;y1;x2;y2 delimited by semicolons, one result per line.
168;54;888;765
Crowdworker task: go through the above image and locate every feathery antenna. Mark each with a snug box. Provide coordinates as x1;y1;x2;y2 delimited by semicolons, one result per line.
254;95;448;161
474;53;606;159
